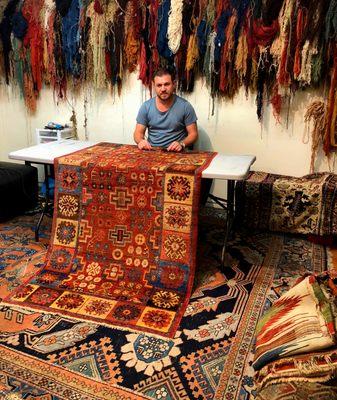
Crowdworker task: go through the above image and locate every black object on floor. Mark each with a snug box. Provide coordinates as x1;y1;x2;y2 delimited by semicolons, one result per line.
0;162;38;222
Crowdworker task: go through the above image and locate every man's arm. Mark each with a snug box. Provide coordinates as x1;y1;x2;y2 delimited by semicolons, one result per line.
166;122;198;152
134;123;152;150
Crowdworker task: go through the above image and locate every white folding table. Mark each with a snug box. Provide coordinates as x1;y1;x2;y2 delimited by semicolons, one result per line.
9;140;256;264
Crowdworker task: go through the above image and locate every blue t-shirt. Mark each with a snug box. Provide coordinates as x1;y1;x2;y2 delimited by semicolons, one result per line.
136;95;197;147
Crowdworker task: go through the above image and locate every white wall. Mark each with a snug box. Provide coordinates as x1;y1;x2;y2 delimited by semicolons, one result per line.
0;72;334;197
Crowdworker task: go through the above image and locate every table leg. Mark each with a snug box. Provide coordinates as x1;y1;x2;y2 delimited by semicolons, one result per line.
35;164;52;242
221;179;235;268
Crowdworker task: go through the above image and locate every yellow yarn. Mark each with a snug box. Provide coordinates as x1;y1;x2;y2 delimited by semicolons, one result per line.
124;2;139;72
87;2;110;90
186;34;199;71
304;101;327;172
235;30;248;79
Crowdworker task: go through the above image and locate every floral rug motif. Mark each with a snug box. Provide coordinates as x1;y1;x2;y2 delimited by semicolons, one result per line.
3;143;216;338
0;212;328;399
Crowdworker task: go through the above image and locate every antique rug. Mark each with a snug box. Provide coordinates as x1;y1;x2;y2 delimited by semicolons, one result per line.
235;171;337;236
2;143;216;338
0;211;328;399
256;381;337;400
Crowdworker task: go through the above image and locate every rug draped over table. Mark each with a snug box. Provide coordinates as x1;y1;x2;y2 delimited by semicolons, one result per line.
3;143;216;338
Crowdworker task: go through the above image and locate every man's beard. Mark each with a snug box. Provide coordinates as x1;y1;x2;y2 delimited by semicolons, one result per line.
158;92;173;101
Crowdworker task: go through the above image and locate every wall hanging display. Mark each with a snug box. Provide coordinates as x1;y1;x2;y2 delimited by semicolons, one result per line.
0;0;336;154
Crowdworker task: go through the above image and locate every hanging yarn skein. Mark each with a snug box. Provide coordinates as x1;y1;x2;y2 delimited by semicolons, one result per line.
304;101;327;173
167;0;183;54
0;0;336;171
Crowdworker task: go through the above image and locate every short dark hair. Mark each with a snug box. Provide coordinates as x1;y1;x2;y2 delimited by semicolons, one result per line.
153;66;176;81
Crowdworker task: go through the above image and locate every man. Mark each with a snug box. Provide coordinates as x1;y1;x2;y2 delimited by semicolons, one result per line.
134;68;198;151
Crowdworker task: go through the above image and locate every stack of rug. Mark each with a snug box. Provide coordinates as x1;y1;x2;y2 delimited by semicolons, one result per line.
253;272;337;399
235;172;337;237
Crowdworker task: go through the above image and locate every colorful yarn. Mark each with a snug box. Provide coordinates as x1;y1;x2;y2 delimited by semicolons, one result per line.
252;19;279;47
167;0;183;54
0;0;20;84
61;0;81;77
196;20;210;56
55;0;72;17
12;11;28;39
22;0;44;95
0;0;336;167
157;0;172;60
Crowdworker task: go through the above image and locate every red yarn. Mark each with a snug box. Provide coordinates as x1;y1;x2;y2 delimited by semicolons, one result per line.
138;41;148;86
105;51;111;79
324;45;337;155
94;0;104;14
293;8;307;77
278;33;290;86
22;0;44;93
252;19;279;47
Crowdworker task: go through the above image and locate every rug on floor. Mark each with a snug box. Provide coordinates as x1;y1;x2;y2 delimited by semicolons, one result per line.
0;212;328;400
2;143;216;338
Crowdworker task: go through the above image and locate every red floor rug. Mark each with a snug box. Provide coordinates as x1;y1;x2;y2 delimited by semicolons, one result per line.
3;143;216;337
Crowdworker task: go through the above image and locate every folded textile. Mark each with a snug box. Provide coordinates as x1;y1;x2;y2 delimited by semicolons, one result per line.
236;172;337;236
255;347;337;391
253;273;337;371
256;379;337;400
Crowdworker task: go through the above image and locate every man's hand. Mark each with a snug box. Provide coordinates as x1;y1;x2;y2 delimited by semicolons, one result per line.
167;141;183;152
137;139;152;150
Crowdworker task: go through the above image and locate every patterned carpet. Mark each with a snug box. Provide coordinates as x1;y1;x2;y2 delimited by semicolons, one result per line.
4;144;216;338
0;210;328;400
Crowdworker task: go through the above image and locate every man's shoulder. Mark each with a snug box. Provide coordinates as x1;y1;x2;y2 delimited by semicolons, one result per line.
141;97;156;109
176;94;192;107
174;95;195;111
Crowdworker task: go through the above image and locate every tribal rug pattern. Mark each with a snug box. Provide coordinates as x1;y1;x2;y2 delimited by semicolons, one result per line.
236;172;337;236
3;143;216;338
0;212;328;399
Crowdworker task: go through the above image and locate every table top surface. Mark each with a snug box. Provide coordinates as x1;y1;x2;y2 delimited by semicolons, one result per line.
9;140;256;180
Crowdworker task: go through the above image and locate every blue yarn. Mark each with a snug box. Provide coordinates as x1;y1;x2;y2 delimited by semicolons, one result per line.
232;0;250;44
214;10;231;63
56;0;72;17
157;0;173;60
11;11;28;40
197;20;210;56
61;0;81;77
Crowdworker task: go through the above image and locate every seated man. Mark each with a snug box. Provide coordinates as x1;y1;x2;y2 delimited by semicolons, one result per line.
133;67;211;204
133;67;198;151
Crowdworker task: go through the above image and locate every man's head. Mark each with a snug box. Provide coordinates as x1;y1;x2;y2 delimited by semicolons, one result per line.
153;67;176;101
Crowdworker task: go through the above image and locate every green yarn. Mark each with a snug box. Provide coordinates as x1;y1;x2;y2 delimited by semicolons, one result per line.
325;0;337;40
311;49;324;85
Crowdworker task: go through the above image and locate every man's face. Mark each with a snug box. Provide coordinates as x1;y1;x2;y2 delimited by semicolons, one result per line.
153;74;175;101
